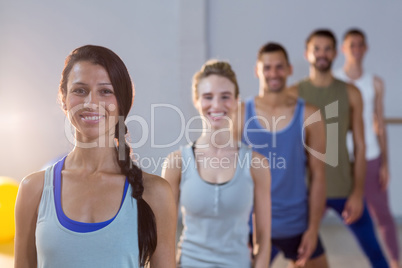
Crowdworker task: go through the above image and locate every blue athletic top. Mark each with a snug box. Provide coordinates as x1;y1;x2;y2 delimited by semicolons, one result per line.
242;97;308;238
54;156;129;233
36;159;139;268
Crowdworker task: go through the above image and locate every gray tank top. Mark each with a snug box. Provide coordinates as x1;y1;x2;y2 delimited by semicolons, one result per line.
36;163;140;268
178;143;254;268
298;78;352;198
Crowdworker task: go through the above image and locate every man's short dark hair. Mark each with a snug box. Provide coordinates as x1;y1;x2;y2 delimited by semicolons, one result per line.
343;28;366;43
257;42;290;64
306;29;337;49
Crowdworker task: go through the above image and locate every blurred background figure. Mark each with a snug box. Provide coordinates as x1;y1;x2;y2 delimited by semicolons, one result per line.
334;28;401;268
162;60;271;268
291;29;389;268
242;42;328;268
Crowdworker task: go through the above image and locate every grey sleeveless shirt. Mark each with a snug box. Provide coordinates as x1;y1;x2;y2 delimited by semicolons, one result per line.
36;164;140;268
178;144;254;268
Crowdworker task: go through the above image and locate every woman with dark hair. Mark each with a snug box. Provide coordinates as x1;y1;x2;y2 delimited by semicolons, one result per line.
162;60;271;267
14;45;176;268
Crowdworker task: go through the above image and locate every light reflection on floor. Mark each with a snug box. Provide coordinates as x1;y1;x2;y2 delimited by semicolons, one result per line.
1;223;401;267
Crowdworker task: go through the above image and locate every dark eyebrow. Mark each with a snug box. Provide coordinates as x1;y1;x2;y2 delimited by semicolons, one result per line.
72;82;112;86
72;82;87;85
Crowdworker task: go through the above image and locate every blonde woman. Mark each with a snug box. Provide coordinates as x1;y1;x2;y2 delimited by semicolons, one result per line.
162;60;271;268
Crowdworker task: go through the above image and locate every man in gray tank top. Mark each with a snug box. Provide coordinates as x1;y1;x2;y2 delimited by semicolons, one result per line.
288;29;389;268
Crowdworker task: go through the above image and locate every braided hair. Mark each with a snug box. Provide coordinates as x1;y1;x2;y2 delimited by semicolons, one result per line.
59;45;156;266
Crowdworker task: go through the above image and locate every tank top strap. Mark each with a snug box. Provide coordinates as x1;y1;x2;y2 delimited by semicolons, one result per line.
333;77;346;88
180;144;194;184
240;143;254;176
295;98;305;129
37;162;58;224
238;143;250;162
297;78;310;94
180;144;193;163
44;164;55;189
244;97;254;120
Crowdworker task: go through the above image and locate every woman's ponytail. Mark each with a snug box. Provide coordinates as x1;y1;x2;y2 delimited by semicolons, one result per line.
116;126;157;266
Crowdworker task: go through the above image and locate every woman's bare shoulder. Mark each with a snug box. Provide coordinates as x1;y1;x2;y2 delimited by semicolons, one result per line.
20;170;46;196
142;172;175;214
16;170;47;215
143;172;173;198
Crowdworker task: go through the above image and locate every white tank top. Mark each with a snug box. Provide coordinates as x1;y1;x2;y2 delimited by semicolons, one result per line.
36;163;140;268
334;69;381;160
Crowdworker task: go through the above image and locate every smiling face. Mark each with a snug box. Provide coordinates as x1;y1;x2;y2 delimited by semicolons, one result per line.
194;74;237;129
65;61;119;142
256;51;292;93
342;34;367;63
306;36;337;72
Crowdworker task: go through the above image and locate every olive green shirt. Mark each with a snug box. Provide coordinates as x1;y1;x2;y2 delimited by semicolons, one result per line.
298;78;352;198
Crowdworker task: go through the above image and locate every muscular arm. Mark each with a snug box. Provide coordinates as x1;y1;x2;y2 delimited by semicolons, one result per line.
143;173;177;268
349;84;366;196
296;104;326;266
374;76;389;190
250;152;271;268
304;104;326;232
14;171;45;268
344;84;366;224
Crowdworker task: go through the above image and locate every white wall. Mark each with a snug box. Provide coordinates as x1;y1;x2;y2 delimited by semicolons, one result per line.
0;0;401;216
0;0;183;179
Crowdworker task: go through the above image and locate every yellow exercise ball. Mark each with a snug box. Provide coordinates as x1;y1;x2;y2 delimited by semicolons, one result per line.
0;176;19;243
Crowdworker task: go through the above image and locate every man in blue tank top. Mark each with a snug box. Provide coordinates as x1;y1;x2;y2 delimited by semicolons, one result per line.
241;42;328;267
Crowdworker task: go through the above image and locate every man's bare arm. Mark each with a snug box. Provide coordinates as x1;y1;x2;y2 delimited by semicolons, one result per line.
343;84;366;224
374;76;390;190
296;104;326;266
304;104;326;231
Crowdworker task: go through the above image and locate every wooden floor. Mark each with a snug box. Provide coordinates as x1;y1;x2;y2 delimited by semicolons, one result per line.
272;219;402;268
2;220;401;267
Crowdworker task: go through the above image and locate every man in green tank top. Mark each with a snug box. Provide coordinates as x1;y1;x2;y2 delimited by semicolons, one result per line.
288;29;388;267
